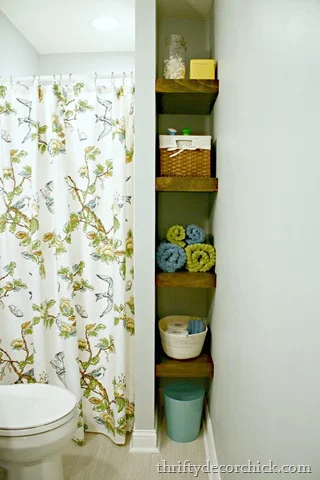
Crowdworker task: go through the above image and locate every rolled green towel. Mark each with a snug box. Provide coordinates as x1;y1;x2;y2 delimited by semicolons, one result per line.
185;243;216;272
166;224;186;248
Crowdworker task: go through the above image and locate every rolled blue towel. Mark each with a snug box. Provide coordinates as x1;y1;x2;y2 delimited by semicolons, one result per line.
185;224;205;245
187;319;206;335
156;242;186;273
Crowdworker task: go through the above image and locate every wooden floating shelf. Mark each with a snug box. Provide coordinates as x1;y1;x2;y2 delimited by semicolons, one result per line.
156;177;218;192
156;79;219;115
156;351;214;378
156;272;216;288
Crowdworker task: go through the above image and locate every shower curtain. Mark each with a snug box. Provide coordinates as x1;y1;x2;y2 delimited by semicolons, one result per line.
0;77;135;445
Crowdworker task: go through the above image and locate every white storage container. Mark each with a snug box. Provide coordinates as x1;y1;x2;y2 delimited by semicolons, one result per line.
159;315;207;360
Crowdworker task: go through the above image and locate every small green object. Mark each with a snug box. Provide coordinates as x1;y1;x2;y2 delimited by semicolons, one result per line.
164;382;204;443
182;128;191;135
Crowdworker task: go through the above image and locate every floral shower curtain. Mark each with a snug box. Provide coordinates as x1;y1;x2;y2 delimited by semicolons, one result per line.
0;77;135;445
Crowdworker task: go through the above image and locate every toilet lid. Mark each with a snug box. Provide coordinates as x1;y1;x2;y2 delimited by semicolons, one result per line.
0;384;77;431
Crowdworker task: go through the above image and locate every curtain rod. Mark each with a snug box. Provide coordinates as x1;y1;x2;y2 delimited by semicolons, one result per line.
0;72;135;82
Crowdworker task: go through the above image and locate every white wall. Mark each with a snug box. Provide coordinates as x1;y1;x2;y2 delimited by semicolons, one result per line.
133;0;156;433
38;52;134;76
210;0;320;477
0;10;134;79
0;10;38;75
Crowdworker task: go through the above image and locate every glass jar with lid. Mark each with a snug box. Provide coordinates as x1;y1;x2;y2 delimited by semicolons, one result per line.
163;34;187;79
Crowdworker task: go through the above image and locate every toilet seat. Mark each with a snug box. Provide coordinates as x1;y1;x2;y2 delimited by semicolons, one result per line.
0;384;77;437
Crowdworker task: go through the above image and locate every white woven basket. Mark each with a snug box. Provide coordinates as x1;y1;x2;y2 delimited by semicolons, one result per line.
159;315;207;360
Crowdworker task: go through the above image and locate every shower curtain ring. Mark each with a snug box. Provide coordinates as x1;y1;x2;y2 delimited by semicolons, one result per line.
59;73;62;85
10;75;13;88
94;72;98;88
32;75;39;87
111;72;115;85
53;73;56;83
122;72;126;86
131;71;134;86
69;73;73;85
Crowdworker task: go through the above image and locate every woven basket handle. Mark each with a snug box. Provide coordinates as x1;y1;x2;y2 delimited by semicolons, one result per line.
167;140;197;158
167;139;197;158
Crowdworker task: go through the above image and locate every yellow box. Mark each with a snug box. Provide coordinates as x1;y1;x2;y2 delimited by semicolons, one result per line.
190;59;216;80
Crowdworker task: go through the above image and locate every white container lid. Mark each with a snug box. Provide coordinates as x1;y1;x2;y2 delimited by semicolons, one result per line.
159;135;211;150
0;384;76;430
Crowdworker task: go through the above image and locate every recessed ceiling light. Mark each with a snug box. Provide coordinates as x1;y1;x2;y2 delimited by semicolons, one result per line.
92;17;119;31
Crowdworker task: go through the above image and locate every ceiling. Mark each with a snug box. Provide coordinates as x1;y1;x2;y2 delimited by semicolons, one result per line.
157;0;213;20
0;0;135;54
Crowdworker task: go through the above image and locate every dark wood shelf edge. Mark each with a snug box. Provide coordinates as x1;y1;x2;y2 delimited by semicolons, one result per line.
156;177;218;192
156;79;219;115
156;79;219;94
155;351;214;378
155;272;216;288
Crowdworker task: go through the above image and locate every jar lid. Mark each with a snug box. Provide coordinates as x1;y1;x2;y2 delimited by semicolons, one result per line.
171;34;183;42
166;34;186;47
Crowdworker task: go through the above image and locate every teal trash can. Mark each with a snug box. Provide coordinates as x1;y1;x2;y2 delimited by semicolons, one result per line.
164;382;205;443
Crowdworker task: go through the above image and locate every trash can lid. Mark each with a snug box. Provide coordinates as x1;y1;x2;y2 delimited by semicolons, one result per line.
164;382;204;402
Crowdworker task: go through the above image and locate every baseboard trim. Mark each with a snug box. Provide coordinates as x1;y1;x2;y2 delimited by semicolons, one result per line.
203;400;221;480
129;405;160;453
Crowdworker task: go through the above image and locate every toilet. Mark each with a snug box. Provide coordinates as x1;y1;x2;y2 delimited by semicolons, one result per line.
0;384;77;480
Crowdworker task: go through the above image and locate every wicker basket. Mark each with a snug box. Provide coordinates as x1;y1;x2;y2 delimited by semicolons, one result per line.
159;315;207;360
159;135;211;177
